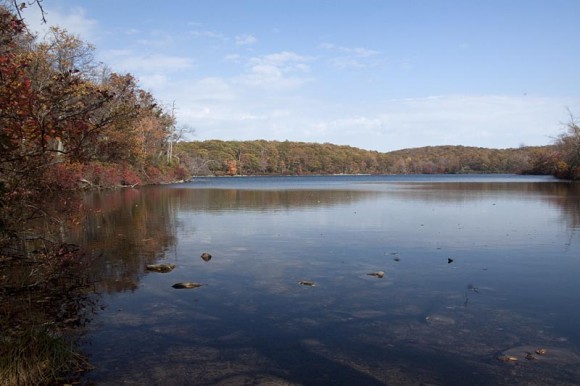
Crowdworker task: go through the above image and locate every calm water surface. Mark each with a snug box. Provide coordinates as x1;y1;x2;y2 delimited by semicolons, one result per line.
75;175;580;385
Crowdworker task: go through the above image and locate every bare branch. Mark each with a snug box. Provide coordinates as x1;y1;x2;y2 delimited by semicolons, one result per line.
11;0;46;24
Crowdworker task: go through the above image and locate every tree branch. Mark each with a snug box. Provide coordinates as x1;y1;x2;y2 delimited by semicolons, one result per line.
11;0;47;24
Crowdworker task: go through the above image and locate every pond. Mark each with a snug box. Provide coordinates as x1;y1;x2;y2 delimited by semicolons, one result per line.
74;175;580;385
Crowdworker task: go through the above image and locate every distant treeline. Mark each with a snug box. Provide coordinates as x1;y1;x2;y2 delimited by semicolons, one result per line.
176;140;553;176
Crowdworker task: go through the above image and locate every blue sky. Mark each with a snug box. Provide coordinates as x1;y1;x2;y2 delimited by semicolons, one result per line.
22;0;580;151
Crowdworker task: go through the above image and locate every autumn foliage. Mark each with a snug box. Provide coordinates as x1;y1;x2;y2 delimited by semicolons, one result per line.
1;3;577;245
0;11;186;382
0;6;183;240
177;139;548;176
521;114;580;180
553;115;580;180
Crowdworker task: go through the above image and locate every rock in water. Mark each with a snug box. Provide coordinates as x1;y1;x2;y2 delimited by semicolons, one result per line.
535;348;548;356
525;352;537;361
146;263;176;273
200;252;212;262
500;346;580;365
497;355;518;362
425;314;455;326
172;282;204;289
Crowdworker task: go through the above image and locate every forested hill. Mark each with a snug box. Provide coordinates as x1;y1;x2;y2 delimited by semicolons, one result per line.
176;140;551;176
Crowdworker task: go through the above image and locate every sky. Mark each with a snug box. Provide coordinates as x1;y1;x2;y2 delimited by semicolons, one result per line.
20;0;580;152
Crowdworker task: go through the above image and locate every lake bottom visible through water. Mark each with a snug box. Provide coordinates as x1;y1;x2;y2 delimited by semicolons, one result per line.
75;175;580;385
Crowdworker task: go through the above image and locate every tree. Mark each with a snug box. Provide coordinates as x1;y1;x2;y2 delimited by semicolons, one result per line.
0;5;47;231
555;112;580;180
225;159;237;175
1;4;184;240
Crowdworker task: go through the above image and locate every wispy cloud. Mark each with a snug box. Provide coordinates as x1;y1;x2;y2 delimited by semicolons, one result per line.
139;74;169;90
25;6;98;42
319;43;379;57
124;28;140;35
165;86;576;151
190;29;226;41
235;34;257;46
27;5;573;152
319;42;383;69
136;30;175;48
224;54;242;63
312;116;383;132
236;51;312;89
372;95;572;149
185;77;236;102
103;51;195;77
248;51;311;71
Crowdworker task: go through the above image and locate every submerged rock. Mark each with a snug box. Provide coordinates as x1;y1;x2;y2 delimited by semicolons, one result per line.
499;346;580;365
497;355;518;362
298;280;316;287
367;271;385;278
467;284;479;293
536;348;548;356
351;310;386;319
146;263;176;273
425;314;455;326
200;252;212;262
172;282;204;289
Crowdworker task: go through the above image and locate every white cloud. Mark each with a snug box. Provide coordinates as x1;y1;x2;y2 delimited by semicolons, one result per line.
25;5;98;42
316;116;383;131
319;42;382;69
236;51;312;89
251;51;311;67
139;74;169;90
27;8;567;152
319;43;379;57
149;76;238;131
370;94;575;150
328;57;367;69
186;77;236;102
190;29;226;40
136;31;175;48
224;54;242;63
235;34;257;46
164;83;577;152
124;28;140;35
103;51;195;74
191;92;575;151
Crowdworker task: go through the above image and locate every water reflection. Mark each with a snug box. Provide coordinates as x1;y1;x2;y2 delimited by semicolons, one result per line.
73;188;178;293
150;186;381;212
77;176;580;385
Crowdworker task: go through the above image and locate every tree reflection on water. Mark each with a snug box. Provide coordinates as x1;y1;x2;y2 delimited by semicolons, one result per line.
5;177;577;385
71;177;580;385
